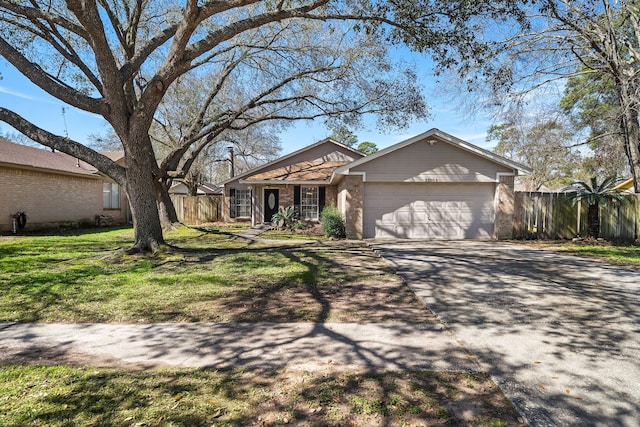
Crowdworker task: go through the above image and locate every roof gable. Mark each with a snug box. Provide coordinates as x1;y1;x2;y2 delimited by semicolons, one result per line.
335;128;531;178
221;138;364;185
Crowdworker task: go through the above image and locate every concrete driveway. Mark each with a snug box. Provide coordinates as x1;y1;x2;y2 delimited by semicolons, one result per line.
371;241;640;427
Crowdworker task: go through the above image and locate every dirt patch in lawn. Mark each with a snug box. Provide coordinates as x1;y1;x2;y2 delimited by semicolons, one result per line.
204;242;436;323
0;235;436;323
239;369;525;427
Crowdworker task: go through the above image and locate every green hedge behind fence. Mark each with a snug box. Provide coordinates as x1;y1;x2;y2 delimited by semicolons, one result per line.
513;192;640;241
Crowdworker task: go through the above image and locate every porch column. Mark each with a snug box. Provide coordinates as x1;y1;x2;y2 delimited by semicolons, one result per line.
250;185;258;227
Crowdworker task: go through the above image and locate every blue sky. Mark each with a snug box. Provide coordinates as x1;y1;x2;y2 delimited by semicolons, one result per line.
0;52;495;155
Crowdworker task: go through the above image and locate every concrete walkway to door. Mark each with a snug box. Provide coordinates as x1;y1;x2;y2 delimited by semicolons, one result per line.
371;241;640;427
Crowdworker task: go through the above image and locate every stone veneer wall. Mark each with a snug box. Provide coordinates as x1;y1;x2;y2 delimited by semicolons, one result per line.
494;174;515;239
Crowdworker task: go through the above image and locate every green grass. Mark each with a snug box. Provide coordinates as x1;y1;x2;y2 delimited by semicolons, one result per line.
0;227;525;426
0;366;523;427
538;241;640;267
260;229;326;241
0;226;419;323
1;227;249;322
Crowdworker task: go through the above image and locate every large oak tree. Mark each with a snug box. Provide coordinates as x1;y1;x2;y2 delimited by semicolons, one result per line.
0;0;524;251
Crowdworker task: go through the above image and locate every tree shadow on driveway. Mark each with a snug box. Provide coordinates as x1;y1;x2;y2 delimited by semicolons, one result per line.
371;240;640;427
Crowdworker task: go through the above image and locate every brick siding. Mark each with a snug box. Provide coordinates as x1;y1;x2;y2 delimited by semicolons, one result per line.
0;166;127;231
338;175;363;239
223;184;339;224
494;174;515;239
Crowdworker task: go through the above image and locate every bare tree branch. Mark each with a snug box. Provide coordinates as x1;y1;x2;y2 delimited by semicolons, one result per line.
0;38;106;113
0;107;126;183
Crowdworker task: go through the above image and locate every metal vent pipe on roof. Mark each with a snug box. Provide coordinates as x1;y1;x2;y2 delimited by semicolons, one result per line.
228;146;235;178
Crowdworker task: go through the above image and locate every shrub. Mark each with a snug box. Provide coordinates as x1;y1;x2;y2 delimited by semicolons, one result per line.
320;204;346;238
292;220;308;230
271;206;298;230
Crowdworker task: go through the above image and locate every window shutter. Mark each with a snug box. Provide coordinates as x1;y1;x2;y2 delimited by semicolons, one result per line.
229;188;236;218
293;185;301;215
318;186;326;213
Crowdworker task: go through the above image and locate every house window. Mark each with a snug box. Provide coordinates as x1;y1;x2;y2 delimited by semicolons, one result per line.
236;189;251;218
103;182;120;209
294;186;326;220
300;186;319;220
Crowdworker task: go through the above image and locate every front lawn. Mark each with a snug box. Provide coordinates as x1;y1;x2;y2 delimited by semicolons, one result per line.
0;365;522;427
0;226;431;323
0;226;525;426
530;240;640;268
260;228;327;241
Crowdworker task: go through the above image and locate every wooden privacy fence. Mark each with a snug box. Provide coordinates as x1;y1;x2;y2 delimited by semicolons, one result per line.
513;192;640;241
170;195;222;225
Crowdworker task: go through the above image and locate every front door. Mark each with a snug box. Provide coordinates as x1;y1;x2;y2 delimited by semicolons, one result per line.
264;188;279;222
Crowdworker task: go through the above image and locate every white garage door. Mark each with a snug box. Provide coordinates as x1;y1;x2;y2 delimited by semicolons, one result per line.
363;183;496;239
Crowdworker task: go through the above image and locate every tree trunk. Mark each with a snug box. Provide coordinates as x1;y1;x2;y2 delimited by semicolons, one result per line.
155;178;180;228
625;114;640;194
616;72;640;193
587;202;600;239
125;135;166;253
187;181;198;196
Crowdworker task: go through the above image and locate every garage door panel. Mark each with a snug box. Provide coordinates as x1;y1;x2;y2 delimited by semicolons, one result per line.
364;183;495;239
396;210;426;224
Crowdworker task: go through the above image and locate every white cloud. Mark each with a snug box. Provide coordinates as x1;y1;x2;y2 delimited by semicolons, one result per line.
0;86;56;104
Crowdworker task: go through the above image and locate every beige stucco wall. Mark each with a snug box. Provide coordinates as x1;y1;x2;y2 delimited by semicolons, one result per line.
0;166;128;232
349;137;512;183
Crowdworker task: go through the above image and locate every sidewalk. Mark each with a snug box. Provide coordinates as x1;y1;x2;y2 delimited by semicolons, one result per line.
232;224;272;240
0;322;479;372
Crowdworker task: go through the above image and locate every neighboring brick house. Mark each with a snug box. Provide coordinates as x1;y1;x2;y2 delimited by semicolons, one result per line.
0;138;130;232
221;129;530;239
